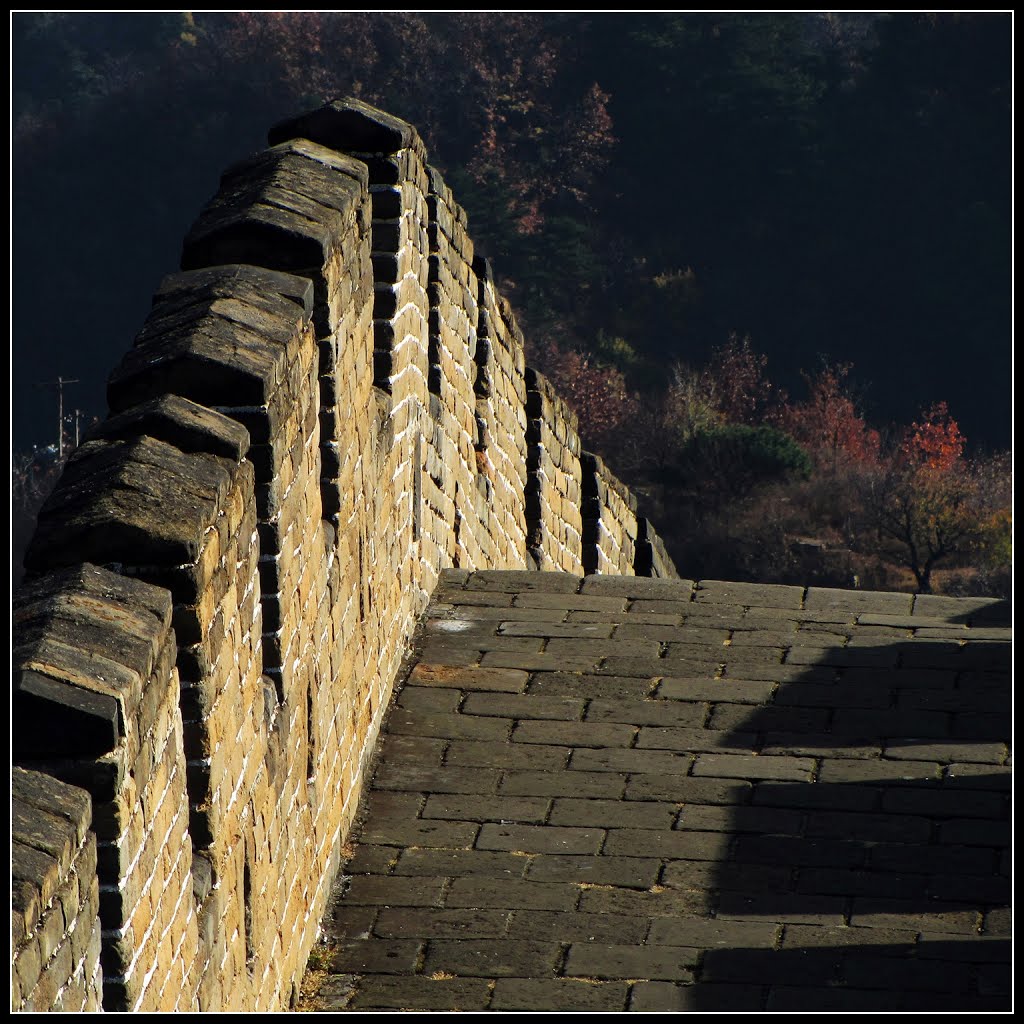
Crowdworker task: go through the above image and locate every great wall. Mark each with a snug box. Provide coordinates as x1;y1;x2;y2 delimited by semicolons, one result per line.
11;100;1009;1014
11;99;677;1012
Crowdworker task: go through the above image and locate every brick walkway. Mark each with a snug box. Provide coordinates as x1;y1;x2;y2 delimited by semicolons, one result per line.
301;570;1011;1011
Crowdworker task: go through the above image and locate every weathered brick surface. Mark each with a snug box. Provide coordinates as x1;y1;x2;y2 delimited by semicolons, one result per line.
11;98;1004;1015
307;575;1008;1012
11;769;103;1013
493;978;629;1011
11;100;681;1014
524;369;585;573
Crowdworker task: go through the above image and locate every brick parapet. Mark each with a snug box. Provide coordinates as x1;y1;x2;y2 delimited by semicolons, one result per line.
525;368;585;574
13;567;197;1011
11;98;676;1013
12;767;103;1013
582;451;640;576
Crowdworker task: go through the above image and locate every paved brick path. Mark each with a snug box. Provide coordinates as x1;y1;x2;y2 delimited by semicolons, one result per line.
301;570;1011;1011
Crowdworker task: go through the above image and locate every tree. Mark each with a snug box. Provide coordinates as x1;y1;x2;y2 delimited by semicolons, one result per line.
858;405;995;593
662;361;724;447
673;423;811;510
705;333;774;425
900;400;965;473
532;340;638;455
775;362;880;473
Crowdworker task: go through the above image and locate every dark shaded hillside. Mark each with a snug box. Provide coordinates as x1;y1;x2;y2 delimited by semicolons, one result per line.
12;13;1010;451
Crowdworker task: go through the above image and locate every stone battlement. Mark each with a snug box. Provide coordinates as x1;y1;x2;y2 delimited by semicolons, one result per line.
11;100;676;1013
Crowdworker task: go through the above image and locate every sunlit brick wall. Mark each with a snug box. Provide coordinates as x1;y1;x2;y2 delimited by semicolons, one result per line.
11;98;676;1013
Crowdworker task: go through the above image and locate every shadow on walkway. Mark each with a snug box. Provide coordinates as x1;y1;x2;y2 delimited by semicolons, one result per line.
303;578;1011;1012
690;611;1011;1011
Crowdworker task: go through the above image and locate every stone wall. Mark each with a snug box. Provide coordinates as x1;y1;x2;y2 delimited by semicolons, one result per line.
11;99;676;1013
525;368;585;573
12;768;103;1012
14;565;198;1012
582;452;640;576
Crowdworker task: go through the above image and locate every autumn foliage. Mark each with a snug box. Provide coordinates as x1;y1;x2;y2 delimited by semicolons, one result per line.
531;340;637;454
528;333;1009;597
706;334;775;426
196;12;615;245
12;14;1009;595
775;363;880;472
900;401;966;474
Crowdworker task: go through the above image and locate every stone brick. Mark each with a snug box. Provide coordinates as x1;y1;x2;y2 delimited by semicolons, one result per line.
974;962;1012;997
702;947;844;985
526;855;661;888
395;686;463;713
492;978;629;1011
550;798;677;830
602;655;718;678
881;787;1006;819
466;570;581;593
764;987;987;1011
817;759;942;785
577;886;713;918
481;651;599;672
395;848;529;879
752;780;879;812
423;939;560;977
504;909;648;944
604;828;732;860
373;763;501;794
982;908;1011;935
869;842;995;876
385;708;509;741
350;976;492;1010
805;587;912;614
658;677;775;704
782;923;917;949
512;720;636;747
803;810;931;844
445;877;579;911
515;592;627;611
630;981;765;1012
796;867;921;899
848;899;981;934
842;955;970;992
566;943;697;981
727;889;857;929
647;917;781;948
569;747;693;777
760;734;882;760
461;692;585;720
695;581;804;608
477;823;604;855
693;754;815;782
446;740;569;770
421;793;550;823
528;673;655;700
586;698;708;727
501;770;627;799
916;934;1009;961
498;620;613;639
331;939;422;974
938;818;1010;847
373;907;510;939
678;804;803;835
343;876;447;907
638;726;757;752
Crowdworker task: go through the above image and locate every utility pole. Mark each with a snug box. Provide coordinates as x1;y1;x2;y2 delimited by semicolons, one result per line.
37;377;79;460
